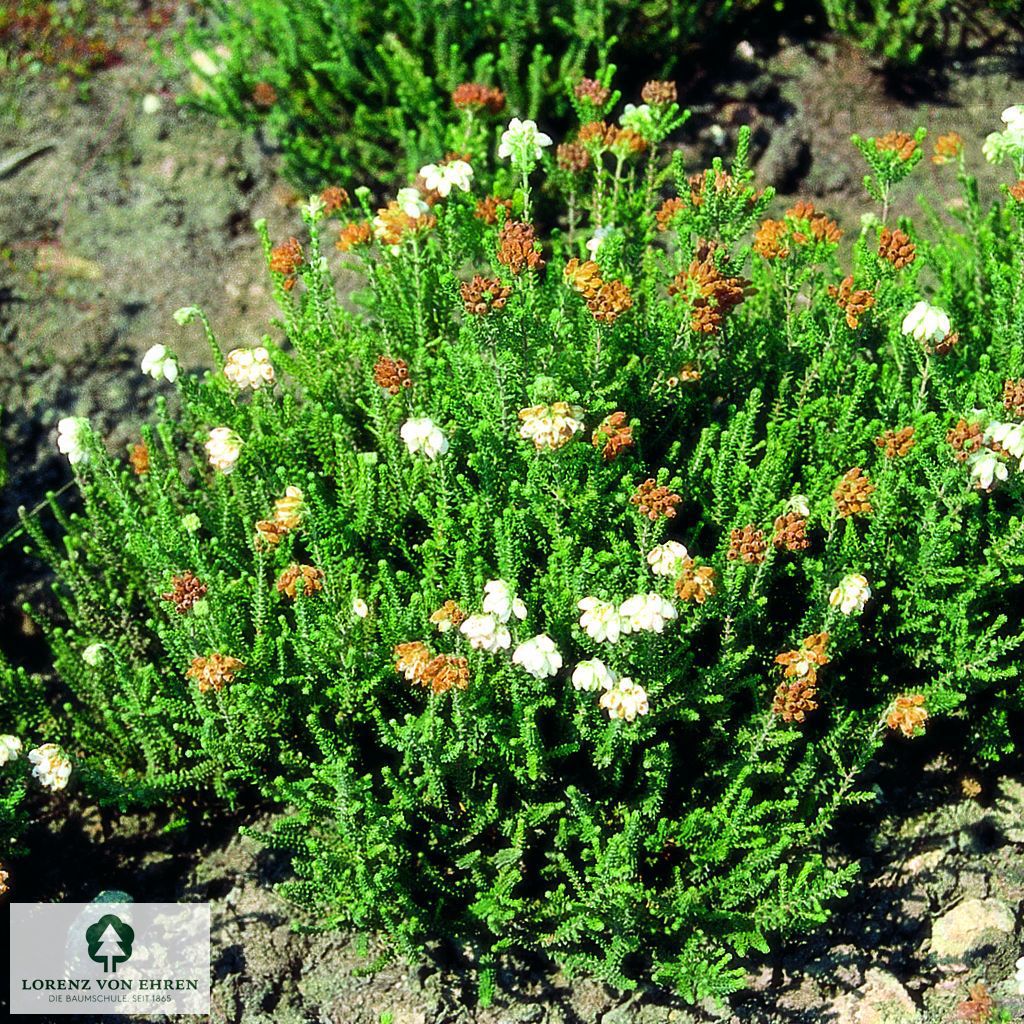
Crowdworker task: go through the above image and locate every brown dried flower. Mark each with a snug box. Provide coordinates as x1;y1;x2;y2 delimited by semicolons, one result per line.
269;237;303;290
497;221;545;274
187;652;243;694
320;186;349;214
419;654;470;695
946;418;984;462
591;412;633;461
587;280;633;324
254;519;289;548
932;132;963;165
669;242;750;334
727;524;766;565
374;201;436;248
931;330;960;357
564;258;604;300
772;512;810;552
828;276;875;329
252;81;277;108
875;131;918;161
631;478;681;521
1008;180;1024;203
556;142;590;174
960;776;983;799
374;354;413;395
575;77;610;107
655;197;685;232
1002;378;1024;418
772;676;818;723
786;200;816;220
886;693;928;737
578;120;617;150
429;600;466;633
129;441;150;476
806;214;843;245
394;641;431;682
641;80;677;106
461;275;511;316
753;219;790;260
833;467;875;518
474;195;513;224
674;563;716;604
336;221;373;251
666;364;702;388
161;571;208;614
953;982;993;1024
875;426;916;458
451;83;505;114
878;227;916;269
276;563;324;599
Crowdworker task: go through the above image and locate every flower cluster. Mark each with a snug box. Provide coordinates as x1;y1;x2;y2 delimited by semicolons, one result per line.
373;355;413;395
669;243;750;334
401;417;448;459
630;478;681;521
773;633;830;722
187;652;243;693
255;485;305;547
518;403;585;450
833;468;875;518
224;346;275;390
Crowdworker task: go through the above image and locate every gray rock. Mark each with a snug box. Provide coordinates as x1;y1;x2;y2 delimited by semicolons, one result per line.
994;778;1024;843
930;898;1016;963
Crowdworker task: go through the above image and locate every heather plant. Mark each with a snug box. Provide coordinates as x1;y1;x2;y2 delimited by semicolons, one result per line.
5;87;1024;1004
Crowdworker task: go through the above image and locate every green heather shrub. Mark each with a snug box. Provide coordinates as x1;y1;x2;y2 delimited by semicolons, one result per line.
5;91;1024;1002
167;0;1023;188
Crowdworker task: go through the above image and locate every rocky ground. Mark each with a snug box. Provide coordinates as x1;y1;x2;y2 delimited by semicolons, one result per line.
2;13;1024;1024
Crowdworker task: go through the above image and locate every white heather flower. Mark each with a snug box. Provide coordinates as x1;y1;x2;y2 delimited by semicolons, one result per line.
619;102;655;135
224;346;275;390
483;579;526;623
396;187;430;219
517;403;585;451
600;677;649;722
141;93;162;115
983;131;1007;165
419;160;473;197
352;597;369;619
787;494;810;517
0;735;23;766
141;344;179;383
205;427;243;474
901;301;951;344
82;643;105;667
585;225;614;258
1015;955;1024;995
512;634;563;679
28;743;72;792
57;417;90;466
985;421;1024;461
173;305;200;325
618;593;677;635
401;417;449;460
460;613;511;653
829;573;871;616
646;542;689;578
498;117;553;167
968;449;1009;491
303;193;326;220
578;596;624;644
1002;104;1024;130
182;512;202;533
571;658;615;693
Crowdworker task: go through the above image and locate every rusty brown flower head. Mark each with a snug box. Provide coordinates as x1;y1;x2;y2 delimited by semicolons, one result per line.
727;525;766;565
591;412;633;461
946;418;984;462
575;77;610;107
277;563;325;599
564;258;604;299
828;275;875;329
461;275;511;316
320;186;349;214
269;237;303;290
878;227;916;269
187;652;243;694
669;242;750;334
252;81;277;108
429;600;466;633
1003;378;1024;418
374;201;436;248
474;195;513;224
129;441;150;476
772;512;810;552
753;219;790;260
419;653;470;695
875;426;916;458
336;221;373;251
1009;180;1024;203
886;693;928;737
772;676;818;723
588;280;633;324
374;354;413;395
674;563;716;604
497;221;545;274
833;468;875;518
655;197;685;232
931;132;963;165
451;83;505;114
875;131;918;161
631;478;681;521
641;80;677;106
556;142;590;174
161;571;208;614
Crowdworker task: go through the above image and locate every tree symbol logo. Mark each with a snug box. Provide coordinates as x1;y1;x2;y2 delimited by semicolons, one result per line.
85;914;135;973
